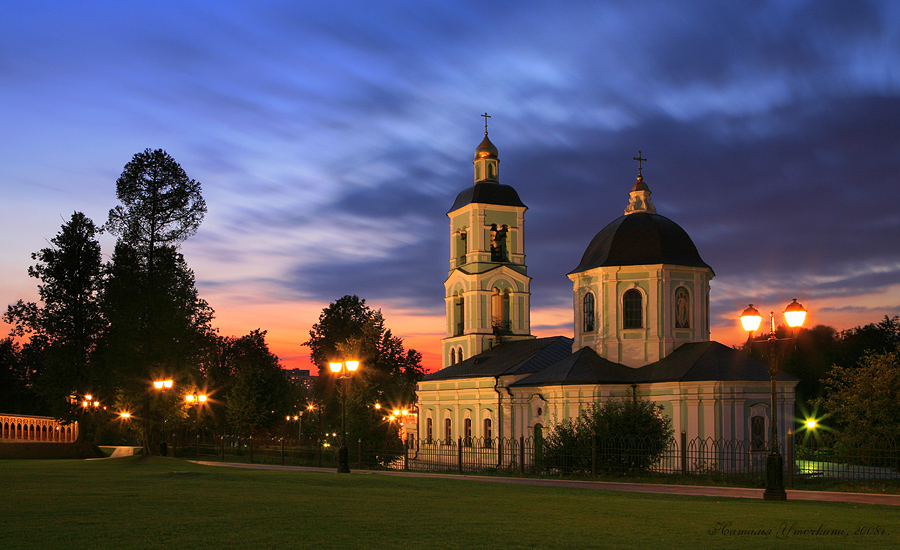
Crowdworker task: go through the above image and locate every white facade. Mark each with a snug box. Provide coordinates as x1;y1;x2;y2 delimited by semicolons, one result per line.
419;133;797;456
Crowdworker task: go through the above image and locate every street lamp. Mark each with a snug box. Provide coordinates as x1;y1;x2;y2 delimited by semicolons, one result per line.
152;379;175;456
329;360;359;473
740;298;807;501
185;392;207;458
286;413;303;441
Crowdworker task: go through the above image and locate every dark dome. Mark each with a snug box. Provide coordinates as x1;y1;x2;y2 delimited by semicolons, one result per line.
569;212;712;274
449;182;526;213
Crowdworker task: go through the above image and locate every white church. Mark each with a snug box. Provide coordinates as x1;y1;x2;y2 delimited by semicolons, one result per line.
415;124;797;452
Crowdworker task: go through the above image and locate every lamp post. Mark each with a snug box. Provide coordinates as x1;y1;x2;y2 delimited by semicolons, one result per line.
152;380;174;456
286;413;304;441
329;360;359;473
185;391;207;458
740;299;807;501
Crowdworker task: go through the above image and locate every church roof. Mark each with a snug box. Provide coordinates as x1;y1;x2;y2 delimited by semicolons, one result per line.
569;212;712;274
512;347;635;386
448;182;527;213
632;341;797;383
422;336;573;381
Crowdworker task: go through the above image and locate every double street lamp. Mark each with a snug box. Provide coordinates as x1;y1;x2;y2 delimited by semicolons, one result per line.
185;391;208;458
152;379;175;456
740;298;807;501
329;360;359;473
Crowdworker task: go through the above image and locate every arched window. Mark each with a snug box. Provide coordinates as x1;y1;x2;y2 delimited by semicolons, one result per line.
457;347;464;362
483;418;492;448
464;418;472;447
454;296;465;336
674;287;690;328
450;349;456;365
583;292;595;332
426;418;433;443
492;288;511;334
623;289;643;329
444;418;452;445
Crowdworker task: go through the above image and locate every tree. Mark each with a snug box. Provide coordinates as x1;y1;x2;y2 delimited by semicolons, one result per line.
102;242;213;453
3;212;105;426
223;330;290;436
543;396;674;474
817;345;900;444
0;337;48;415
103;149;209;455
303;295;425;440
105;148;206;256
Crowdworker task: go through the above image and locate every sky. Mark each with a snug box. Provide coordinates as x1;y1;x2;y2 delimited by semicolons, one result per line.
2;0;899;373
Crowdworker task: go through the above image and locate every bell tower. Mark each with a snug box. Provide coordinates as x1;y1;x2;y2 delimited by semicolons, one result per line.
441;116;533;369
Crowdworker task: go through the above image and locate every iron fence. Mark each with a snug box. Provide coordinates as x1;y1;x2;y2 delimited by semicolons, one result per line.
170;431;899;484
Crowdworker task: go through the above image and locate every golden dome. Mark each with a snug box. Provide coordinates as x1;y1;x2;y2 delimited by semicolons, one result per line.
475;134;498;159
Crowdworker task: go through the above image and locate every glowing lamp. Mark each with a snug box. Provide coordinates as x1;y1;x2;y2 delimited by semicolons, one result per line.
393;409;401;416
186;395;196;403
286;415;291;421
740;304;762;333
345;360;359;372
120;412;131;419
82;401;89;408
198;394;207;402
806;419;816;429
329;362;342;373
402;409;408;416
375;403;381;409
85;395;93;401
783;299;807;328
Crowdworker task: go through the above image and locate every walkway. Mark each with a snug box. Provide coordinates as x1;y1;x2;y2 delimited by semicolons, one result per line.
190;461;900;507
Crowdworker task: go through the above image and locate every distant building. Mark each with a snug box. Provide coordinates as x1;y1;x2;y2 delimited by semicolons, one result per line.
284;368;315;399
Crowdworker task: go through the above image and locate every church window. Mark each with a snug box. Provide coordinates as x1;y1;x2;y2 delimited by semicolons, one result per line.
675;287;690;328
457;347;464;362
623;289;643;329
750;415;766;452
444;418;452;445
450;348;456;365
583;292;595;332
455;230;467;264
490;224;509;262
483;418;492;447
487;162;495;179
454;296;465;336
464;418;472;447
426;418;433;444
492;288;511;334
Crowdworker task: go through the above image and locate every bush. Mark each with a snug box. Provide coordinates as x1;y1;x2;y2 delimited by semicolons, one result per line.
543;397;673;475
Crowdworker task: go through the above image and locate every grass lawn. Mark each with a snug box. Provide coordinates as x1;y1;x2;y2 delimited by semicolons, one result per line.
1;456;898;550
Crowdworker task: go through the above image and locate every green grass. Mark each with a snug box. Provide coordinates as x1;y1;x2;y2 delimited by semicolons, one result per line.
1;457;898;550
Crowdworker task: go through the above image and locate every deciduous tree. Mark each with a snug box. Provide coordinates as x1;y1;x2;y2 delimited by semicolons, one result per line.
817;345;900;444
304;295;425;440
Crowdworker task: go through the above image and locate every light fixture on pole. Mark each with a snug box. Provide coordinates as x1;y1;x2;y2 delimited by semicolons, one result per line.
740;298;807;501
185;391;207;459
152;380;175;456
329;360;359;473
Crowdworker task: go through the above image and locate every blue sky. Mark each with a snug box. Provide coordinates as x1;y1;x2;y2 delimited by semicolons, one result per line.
2;0;899;370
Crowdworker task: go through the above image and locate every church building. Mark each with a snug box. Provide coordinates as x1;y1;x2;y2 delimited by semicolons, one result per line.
415;123;797;454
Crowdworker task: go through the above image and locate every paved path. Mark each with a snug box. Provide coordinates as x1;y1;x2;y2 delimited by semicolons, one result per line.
190;460;900;506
